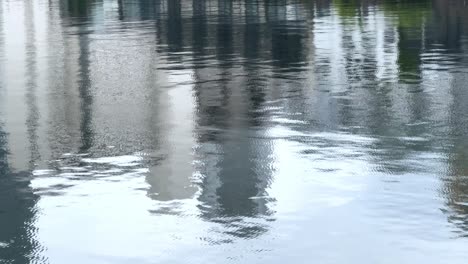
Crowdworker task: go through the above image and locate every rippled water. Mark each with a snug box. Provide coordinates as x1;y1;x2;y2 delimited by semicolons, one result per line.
1;0;468;263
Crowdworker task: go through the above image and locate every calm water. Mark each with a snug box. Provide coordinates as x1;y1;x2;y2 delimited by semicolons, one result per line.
1;0;468;263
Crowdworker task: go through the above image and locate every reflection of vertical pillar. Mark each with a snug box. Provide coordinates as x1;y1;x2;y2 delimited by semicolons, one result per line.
195;111;274;238
167;0;182;50
50;1;96;155
396;11;429;129
269;0;305;70
217;0;233;59
266;0;287;22
117;0;124;20
397;23;423;80
194;82;274;239
24;0;40;169
432;0;462;50
190;0;222;209
243;0;268;126
244;0;260;60
192;0;207;53
193;0;274;235
64;0;96;153
77;30;93;153
46;0;82;159
214;136;270;217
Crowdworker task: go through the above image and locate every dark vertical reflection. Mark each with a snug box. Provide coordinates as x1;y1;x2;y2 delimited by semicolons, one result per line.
0;129;42;263
243;0;267;127
192;0;207;56
117;0;124;20
397;25;423;82
244;0;260;56
139;0;160;20
431;0;463;51
77;29;93;153
217;0;233;61
63;0;96;153
390;1;430;83
270;0;308;76
167;0;183;52
187;0;275;243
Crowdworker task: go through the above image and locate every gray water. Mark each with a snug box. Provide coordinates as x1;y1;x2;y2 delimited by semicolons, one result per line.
1;0;468;263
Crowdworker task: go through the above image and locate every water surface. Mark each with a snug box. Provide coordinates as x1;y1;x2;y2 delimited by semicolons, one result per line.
1;0;468;263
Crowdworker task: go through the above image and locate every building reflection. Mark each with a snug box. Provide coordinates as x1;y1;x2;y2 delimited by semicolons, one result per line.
109;0;468;239
0;1;42;262
115;0;199;202
190;0;287;240
2;0;468;253
112;0;468;240
43;0;99;162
